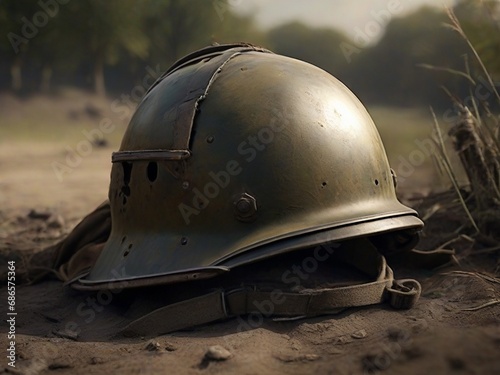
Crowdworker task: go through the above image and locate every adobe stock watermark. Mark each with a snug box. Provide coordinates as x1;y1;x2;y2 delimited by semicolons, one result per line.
340;0;409;63
177;108;292;224
8;0;70;54
394;75;496;183
212;0;244;21
51;65;162;182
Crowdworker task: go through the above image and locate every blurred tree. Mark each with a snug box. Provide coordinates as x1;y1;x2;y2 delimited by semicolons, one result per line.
211;10;267;47
0;0;150;95
61;0;149;96
0;0;267;95
0;1;44;92
0;0;482;108
141;0;219;67
343;6;468;107
267;21;350;75
454;0;500;78
141;0;266;68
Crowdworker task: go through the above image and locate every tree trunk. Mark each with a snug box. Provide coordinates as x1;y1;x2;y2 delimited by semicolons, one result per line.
449;106;500;238
11;57;22;92
94;54;106;97
40;64;53;94
449;106;500;211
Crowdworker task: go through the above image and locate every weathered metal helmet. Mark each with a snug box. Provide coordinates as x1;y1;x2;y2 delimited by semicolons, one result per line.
78;43;423;288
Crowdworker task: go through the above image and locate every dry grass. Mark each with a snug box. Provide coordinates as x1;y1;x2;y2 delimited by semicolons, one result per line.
419;6;500;246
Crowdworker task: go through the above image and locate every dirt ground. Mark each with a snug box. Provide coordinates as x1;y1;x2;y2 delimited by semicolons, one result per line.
1;112;499;374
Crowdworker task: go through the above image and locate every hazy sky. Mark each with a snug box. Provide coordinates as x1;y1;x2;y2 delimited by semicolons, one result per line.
233;0;456;42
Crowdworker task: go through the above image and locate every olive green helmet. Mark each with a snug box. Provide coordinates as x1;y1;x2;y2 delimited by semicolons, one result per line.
78;43;423;288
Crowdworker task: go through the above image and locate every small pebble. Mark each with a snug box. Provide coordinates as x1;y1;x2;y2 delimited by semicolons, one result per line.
351;329;367;339
48;362;72;370
165;342;177;352
90;357;104;365
28;209;52;220
205;345;232;361
276;353;321;362
52;329;78;341
145;341;161;351
47;215;65;229
303;354;320;361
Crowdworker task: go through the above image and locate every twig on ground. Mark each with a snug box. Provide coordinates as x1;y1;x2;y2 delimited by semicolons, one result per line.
442;270;500;284
461;299;500;311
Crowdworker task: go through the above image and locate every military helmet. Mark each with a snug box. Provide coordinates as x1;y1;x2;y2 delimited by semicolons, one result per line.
78;43;423;288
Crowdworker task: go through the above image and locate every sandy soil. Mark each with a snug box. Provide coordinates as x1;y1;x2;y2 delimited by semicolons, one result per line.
1;142;499;375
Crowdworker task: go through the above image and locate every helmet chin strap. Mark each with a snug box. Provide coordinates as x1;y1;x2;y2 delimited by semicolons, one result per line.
32;199;452;338
119;241;421;338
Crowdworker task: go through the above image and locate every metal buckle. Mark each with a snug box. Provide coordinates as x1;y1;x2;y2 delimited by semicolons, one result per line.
387;279;422;309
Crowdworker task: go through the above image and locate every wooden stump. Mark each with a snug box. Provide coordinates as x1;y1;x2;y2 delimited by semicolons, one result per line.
449;106;500;237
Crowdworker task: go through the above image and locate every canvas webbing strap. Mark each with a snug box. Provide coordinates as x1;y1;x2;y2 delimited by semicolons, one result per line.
120;260;421;337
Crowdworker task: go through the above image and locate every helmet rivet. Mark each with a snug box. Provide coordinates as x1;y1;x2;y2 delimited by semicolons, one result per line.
236;200;251;212
182;181;190;190
233;193;257;222
206;136;215;143
181;237;188;245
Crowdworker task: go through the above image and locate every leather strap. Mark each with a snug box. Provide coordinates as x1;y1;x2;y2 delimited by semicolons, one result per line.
122;291;226;337
120;257;421;337
393;248;455;269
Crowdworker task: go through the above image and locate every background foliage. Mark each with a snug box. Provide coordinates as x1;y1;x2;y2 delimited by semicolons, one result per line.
0;0;498;108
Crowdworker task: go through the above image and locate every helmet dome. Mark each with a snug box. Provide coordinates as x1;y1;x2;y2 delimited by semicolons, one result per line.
80;44;423;287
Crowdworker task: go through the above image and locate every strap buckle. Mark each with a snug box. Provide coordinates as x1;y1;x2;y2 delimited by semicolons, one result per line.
387;279;422;309
221;285;257;318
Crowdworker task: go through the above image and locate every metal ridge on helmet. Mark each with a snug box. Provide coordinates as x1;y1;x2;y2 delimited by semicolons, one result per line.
77;43;423;288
